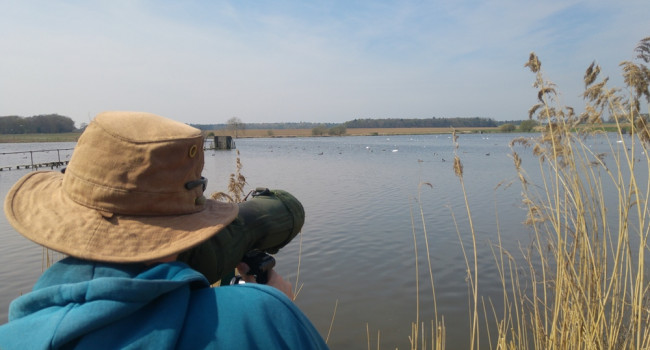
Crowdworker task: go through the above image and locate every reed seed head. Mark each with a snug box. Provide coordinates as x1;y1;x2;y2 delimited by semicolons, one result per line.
635;36;650;63
584;61;600;87
635;117;650;144
509;137;531;148
620;61;650;102
453;156;463;177
565;106;575;118
538;87;557;103
524;205;545;225
512;152;522;170
529;103;543;119
525;52;541;73
452;129;459;149
210;191;234;203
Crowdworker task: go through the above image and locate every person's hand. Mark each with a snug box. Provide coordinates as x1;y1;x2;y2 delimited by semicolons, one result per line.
236;262;294;300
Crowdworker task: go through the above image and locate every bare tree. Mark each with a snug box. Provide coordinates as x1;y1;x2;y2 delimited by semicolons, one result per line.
227;117;245;138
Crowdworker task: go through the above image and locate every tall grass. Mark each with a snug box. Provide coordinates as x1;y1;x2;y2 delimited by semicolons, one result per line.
498;36;650;349
409;36;650;349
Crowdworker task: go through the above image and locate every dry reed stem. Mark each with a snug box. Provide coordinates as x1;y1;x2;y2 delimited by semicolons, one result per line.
408;181;445;350
326;299;338;344
449;128;481;350
409;198;421;349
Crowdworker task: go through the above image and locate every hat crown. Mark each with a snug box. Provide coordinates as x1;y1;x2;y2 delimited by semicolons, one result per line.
63;111;206;215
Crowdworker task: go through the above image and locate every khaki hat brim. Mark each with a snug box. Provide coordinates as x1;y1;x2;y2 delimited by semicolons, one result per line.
4;171;239;263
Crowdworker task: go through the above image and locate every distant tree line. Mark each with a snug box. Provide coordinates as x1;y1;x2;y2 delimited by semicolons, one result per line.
191;121;339;131
343;117;498;128
0;114;77;134
193;117;506;131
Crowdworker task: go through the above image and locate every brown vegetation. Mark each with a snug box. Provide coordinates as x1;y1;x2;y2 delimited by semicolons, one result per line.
0;132;81;143
409;36;650;350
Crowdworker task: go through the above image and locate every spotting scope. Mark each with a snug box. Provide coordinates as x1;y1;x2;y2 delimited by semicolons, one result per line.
177;188;304;284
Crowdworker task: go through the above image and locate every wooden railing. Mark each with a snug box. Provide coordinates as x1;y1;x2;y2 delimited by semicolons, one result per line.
0;148;74;171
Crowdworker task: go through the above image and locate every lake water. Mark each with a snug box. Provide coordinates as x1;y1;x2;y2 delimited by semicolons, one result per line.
0;133;636;348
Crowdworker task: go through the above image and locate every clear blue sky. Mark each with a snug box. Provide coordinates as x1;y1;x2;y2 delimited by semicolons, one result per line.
1;0;648;126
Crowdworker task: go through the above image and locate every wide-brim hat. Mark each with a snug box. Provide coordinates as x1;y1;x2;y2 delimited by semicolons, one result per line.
4;111;239;263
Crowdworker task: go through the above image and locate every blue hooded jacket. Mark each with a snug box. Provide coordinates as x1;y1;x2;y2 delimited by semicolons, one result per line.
0;257;329;349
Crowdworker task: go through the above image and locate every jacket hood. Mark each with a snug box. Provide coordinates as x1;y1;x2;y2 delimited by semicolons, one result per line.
0;257;209;349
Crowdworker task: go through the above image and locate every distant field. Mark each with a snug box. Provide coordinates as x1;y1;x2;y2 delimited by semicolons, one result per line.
0;133;81;143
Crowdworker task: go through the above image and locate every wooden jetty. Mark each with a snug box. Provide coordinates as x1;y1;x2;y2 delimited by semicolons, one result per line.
0;148;73;171
3;161;69;171
2;138;235;171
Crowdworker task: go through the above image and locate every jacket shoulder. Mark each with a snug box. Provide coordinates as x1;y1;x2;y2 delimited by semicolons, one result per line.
179;284;329;349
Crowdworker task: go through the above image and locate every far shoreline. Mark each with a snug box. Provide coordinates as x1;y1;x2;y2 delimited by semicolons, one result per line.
0;127;500;143
0;124;624;143
210;126;500;138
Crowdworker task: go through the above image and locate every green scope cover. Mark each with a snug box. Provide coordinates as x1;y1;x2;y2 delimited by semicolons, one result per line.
177;189;305;284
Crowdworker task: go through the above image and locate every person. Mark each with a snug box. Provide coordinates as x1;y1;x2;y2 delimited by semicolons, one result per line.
0;111;329;349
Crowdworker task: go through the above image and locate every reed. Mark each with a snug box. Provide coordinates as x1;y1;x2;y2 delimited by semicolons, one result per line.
210;150;247;203
404;36;650;350
478;37;650;349
496;36;650;349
